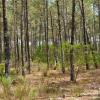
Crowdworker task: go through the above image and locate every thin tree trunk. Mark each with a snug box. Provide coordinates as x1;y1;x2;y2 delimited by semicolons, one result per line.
80;0;89;70
93;2;97;51
0;7;2;63
20;0;25;76
56;0;65;74
50;11;58;69
45;0;49;70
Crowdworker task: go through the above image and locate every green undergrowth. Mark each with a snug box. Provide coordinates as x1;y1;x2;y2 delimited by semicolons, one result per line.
0;75;38;100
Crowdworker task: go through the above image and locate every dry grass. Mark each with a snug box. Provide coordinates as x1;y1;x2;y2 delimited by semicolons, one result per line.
0;66;100;100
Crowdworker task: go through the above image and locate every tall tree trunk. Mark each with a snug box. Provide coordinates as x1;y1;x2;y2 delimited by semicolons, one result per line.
98;0;100;33
13;0;17;72
80;0;89;70
98;0;100;52
50;11;58;69
2;0;10;77
13;0;20;72
45;0;49;70
70;0;76;81
0;5;2;63
25;0;30;73
20;0;25;76
93;2;97;51
56;0;65;74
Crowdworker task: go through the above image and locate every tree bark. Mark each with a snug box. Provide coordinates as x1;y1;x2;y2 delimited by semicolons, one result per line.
70;0;76;81
2;0;10;77
56;0;65;74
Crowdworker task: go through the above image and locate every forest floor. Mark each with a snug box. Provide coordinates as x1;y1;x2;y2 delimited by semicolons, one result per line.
0;65;100;100
25;67;100;100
